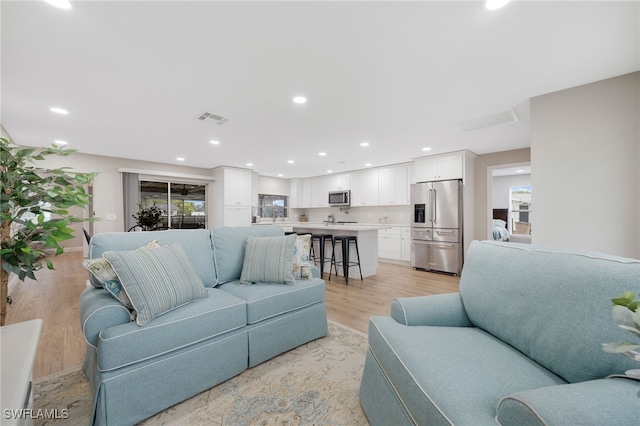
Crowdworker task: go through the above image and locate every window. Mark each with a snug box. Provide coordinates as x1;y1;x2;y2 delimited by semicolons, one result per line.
510;186;531;235
258;194;288;219
139;181;207;229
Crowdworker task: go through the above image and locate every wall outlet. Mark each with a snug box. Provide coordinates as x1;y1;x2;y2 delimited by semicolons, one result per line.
105;213;117;221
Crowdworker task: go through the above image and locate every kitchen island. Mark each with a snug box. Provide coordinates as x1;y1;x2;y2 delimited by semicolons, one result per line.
291;223;389;279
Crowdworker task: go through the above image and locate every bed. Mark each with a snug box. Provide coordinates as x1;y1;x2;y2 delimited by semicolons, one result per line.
492;209;510;241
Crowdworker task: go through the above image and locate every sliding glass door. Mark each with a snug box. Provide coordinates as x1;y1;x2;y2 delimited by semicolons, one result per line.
139;180;207;229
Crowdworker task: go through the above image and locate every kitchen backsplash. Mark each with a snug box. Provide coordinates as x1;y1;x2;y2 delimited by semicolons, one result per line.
290;205;410;225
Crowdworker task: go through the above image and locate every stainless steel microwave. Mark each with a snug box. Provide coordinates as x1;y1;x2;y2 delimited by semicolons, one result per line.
329;190;350;206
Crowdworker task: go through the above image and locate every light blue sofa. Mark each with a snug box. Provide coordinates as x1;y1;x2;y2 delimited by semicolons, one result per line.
360;240;640;425
80;226;327;426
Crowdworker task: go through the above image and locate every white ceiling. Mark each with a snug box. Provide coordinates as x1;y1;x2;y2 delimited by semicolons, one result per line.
2;1;638;179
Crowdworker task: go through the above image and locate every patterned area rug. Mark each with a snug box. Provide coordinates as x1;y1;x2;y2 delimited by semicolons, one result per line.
33;322;370;425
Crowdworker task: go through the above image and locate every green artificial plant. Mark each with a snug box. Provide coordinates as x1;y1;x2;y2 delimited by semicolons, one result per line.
0;136;97;326
603;291;640;378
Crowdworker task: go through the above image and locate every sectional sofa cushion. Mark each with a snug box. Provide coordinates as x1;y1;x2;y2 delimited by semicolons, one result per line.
240;234;297;285
212;225;285;284
103;243;208;326
219;278;326;324
95;288;247;371
90;229;217;287
459;241;640;383
367;316;567;425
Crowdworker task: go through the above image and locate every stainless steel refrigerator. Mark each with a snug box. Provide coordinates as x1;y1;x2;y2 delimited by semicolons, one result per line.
410;179;463;275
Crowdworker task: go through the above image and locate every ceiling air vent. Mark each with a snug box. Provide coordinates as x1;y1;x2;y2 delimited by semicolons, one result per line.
197;112;229;125
454;109;518;132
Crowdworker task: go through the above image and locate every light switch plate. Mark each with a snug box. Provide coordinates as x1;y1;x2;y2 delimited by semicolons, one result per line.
105;213;117;221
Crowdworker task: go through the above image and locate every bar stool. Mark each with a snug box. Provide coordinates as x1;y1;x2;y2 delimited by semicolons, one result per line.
310;234;333;276
329;235;363;284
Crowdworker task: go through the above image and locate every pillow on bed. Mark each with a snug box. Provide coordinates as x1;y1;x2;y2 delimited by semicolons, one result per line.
493;219;507;228
240;234;297;285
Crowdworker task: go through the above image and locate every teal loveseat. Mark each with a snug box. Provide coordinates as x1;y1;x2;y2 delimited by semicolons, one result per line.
360;240;640;425
80;226;327;425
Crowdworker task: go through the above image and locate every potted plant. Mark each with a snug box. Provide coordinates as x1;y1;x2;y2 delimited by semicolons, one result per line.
0;136;96;326
132;204;163;231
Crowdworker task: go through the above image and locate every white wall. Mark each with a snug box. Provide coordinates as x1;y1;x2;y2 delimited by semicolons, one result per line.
35;152;217;239
531;72;639;258
258;176;290;195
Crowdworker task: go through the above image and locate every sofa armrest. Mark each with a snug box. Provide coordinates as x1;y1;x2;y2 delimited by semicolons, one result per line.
496;377;640;425
80;286;132;348
390;292;472;327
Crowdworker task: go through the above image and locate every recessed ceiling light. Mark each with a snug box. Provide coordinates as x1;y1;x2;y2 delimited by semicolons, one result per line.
422;147;432;152
365;163;372;167
327;170;333;174
484;0;511;10
277;174;284;177
50;107;68;115
318;152;327;157
53;140;68;146
43;0;72;10
517;169;525;173
360;142;370;147
209;140;220;145
246;163;253;167
176;157;185;161
293;96;307;104
287;160;295;164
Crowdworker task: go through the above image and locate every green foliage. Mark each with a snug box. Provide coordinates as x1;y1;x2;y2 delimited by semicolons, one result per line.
1;137;97;281
603;292;640;363
132;204;162;230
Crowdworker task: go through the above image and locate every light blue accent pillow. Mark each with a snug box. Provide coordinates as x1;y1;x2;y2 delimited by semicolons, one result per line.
240;235;297;285
292;234;312;280
103;243;208;326
212;225;284;284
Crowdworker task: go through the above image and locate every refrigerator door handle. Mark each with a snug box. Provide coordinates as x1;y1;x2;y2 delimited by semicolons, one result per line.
432;188;437;224
428;188;433;223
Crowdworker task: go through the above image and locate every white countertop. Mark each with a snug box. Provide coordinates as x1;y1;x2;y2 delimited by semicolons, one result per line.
291;223;392;232
253;221;409;231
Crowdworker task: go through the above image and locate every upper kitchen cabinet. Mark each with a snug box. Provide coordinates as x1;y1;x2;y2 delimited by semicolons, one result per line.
351;169;379;206
379;164;409;205
311;176;330;207
289;179;303;208
329;173;351;191
413;151;475;183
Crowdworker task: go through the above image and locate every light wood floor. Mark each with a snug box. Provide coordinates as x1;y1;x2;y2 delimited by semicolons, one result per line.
6;252;459;379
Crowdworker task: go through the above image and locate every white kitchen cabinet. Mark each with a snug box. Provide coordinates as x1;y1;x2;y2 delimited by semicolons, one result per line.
400;226;411;261
379;165;409;205
329;173;351;191
302;179;313;208
413;152;463;182
212;167;253;227
223;168;252;206
224;205;251;227
311;176;330;207
289;179;303;208
378;227;402;260
351;169;379;206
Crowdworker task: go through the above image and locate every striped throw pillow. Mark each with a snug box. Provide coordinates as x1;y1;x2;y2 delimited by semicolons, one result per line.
240;235;297;285
103;243;208;326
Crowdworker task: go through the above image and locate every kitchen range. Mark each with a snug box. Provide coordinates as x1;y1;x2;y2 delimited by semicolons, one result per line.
410;179;463;275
